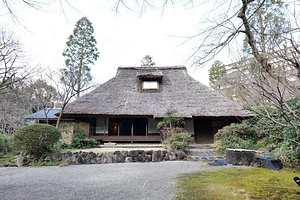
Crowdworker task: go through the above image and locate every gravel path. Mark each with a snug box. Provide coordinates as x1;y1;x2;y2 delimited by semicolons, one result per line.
0;161;230;200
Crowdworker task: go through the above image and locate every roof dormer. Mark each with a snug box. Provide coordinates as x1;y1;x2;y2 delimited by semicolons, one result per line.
137;71;163;90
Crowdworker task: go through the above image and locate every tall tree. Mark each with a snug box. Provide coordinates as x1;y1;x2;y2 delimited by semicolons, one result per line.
141;55;156;67
209;60;226;90
242;0;287;56
62;17;99;98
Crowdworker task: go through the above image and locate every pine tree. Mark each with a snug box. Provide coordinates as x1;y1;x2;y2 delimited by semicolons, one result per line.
209;60;226;90
62;17;99;98
141;55;156;67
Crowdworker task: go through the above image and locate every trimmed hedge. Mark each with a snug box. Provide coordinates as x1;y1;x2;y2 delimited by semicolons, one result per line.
215;123;262;154
14;124;61;159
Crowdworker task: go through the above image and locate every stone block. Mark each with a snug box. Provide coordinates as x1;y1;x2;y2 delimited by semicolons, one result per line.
226;149;255;166
145;150;153;155
168;151;176;161
251;156;283;170
125;157;132;162
175;150;186;160
152;150;162;162
145;155;152;162
121;151;128;157
129;150;139;157
113;154;125;163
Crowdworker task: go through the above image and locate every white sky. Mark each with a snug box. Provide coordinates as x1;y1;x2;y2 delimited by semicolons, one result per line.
0;1;222;86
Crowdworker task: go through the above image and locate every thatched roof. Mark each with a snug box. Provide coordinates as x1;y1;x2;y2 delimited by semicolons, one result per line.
63;66;251;118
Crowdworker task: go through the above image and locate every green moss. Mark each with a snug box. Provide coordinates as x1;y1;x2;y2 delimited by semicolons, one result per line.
177;168;300;200
32;161;63;167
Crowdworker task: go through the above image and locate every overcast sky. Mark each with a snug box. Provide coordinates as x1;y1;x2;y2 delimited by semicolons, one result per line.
0;1;222;86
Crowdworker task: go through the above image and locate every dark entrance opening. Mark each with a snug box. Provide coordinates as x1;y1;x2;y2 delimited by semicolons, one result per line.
194;119;213;143
133;118;147;136
108;118;147;136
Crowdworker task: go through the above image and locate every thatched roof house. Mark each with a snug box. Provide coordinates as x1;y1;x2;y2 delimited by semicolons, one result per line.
62;66;251;143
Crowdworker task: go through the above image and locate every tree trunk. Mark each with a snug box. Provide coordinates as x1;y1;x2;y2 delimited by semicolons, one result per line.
77;59;83;98
56;103;66;128
238;0;270;71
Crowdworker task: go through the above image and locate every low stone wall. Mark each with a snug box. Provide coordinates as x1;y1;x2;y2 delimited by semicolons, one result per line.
50;149;186;165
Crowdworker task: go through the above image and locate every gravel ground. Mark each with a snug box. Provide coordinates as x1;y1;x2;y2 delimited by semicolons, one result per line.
0;161;230;200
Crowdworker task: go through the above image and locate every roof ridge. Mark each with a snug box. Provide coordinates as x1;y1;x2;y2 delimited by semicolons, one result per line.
117;66;186;70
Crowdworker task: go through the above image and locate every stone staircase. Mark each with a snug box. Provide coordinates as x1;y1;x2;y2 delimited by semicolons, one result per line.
186;145;225;162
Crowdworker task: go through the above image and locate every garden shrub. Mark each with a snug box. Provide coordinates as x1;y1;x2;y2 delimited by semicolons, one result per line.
157;109;185;141
14;124;61;159
214;122;261;154
71;123;98;149
249;100;300;164
71;132;98;149
157;110;185;130
0;134;14;153
157;110;192;151
167;132;193;151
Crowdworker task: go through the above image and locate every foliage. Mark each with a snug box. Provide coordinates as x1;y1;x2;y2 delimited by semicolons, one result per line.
32;161;62;167
0;134;14;153
243;0;287;55
249;99;300;163
215;98;300;164
0;153;16;167
177;168;300;200
70;123;98;149
157;109;185;141
167;132;193;151
208;60;226;89
141;55;156;67
214;122;262;154
157;109;184;129
14;124;61;159
157;110;192;150
62;17;99;98
26;79;59;113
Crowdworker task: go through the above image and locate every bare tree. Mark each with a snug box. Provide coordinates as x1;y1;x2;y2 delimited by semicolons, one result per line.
0;28;29;93
1;0;73;23
46;69;96;128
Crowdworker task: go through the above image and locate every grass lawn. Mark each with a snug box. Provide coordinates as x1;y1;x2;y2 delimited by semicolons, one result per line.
177;167;300;200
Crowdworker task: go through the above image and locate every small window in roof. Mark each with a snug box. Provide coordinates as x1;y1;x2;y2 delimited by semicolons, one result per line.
142;81;159;90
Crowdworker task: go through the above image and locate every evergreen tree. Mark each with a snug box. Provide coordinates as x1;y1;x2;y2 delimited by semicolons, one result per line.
141;55;156;67
209;60;226;90
62;17;99;98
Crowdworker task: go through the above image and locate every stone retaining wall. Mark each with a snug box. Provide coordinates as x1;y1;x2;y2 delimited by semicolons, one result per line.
50;149;186;165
